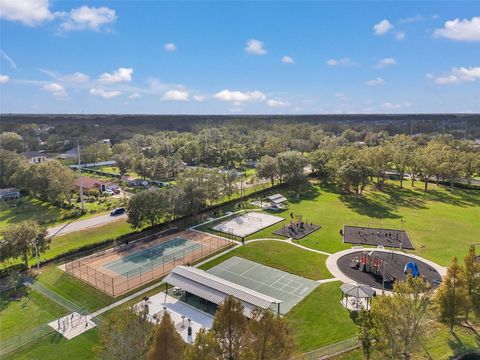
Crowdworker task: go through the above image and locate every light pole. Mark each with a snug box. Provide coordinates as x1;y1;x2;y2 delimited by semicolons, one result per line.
34;239;40;273
77;143;85;212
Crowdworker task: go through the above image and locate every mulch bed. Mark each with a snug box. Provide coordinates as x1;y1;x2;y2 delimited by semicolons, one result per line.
337;250;442;290
273;224;321;240
343;225;415;250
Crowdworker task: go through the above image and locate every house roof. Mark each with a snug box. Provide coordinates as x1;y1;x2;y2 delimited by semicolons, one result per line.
0;188;20;195
164;266;281;317
73;176;107;189
266;193;288;204
22;151;47;159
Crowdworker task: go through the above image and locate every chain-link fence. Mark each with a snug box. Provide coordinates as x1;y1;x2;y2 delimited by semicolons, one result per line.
64;230;233;297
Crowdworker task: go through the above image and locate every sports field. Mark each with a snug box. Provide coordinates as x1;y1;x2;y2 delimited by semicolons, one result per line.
207;256;319;314
212;211;284;237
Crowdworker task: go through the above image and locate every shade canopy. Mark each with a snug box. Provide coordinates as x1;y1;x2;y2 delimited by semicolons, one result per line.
340;283;375;299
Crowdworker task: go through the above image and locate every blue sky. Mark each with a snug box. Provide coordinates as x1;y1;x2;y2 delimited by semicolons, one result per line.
0;1;479;114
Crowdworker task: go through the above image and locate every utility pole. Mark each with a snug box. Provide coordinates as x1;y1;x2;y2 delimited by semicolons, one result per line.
34;239;40;272
77;143;85;212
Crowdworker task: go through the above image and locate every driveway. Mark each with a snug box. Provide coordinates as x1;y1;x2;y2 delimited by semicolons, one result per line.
47;212;127;238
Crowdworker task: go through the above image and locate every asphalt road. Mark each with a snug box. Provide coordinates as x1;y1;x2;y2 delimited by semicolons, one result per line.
47;212;127;238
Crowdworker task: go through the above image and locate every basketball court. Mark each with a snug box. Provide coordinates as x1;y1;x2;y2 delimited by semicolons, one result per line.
211;212;284;238
207;256;318;314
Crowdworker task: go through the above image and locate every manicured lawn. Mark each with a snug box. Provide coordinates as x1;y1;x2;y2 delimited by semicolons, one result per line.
3;329;99;360
199;240;331;280
42;219;134;261
0;196;70;228
36;265;115;312
0;287;67;341
287;281;357;352
244;181;480;266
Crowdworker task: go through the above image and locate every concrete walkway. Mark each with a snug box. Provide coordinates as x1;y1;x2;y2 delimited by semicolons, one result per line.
48;213;127;238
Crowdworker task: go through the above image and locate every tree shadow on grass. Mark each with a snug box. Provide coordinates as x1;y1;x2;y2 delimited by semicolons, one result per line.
340;194;401;220
447;331;480;359
285;185;321;204
425;187;480;208
380;184;428;210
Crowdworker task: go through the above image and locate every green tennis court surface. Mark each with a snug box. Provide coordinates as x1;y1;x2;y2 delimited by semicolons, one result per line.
105;237;201;277
207;256;319;314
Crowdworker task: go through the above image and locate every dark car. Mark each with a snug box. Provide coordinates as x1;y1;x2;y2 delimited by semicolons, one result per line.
110;207;126;216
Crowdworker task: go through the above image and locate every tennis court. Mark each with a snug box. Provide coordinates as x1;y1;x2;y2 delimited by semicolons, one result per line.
207;257;318;314
105;237;202;277
65;230;232;296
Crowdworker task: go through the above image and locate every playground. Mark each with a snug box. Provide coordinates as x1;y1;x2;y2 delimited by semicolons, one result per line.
336;250;443;290
211;211;284;238
273;213;321;240
342;225;414;250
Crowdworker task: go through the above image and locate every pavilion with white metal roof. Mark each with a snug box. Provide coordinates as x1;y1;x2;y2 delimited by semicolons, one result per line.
164;266;283;317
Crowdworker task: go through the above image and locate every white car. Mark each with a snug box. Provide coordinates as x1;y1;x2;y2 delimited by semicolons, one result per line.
104;189;115;196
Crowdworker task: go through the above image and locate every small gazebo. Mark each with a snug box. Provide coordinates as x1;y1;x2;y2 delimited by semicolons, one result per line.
340;283;375;311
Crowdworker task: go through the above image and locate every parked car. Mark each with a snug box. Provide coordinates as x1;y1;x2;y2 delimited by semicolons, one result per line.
110;207;126;216
104;189;115;195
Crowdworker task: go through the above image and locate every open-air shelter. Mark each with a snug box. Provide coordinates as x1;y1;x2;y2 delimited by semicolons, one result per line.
340;283;375;311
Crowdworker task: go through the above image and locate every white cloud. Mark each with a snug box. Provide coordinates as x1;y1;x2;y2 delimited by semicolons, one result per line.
281;56;294;64
395;32;406;40
43;82;67;97
0;50;17;70
326;58;353;66
162;90;189;101
128;92;142;99
193;95;206;102
245;39;267;55
382;101;412;109
99;67;133;83
366;77;385;86
433;17;480;42
62;72;89;83
214;89;266;102
90;88;122;98
0;0;55;26
375;57;397;68
430;66;480;85
267;99;288;108
0;75;10;83
60;6;116;32
164;43;176;52
373;19;393;35
399;15;424;24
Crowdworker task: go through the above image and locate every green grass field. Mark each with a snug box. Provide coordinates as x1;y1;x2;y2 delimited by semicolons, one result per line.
0;288;67;341
287;281;357;352
240;181;480;266
0;196;71;228
199;240;331;280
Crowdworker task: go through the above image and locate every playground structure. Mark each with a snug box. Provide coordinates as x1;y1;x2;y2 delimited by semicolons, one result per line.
273;214;320;240
337;250;442;291
349;251;395;284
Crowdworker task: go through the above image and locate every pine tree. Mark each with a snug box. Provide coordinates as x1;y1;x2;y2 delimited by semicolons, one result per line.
245;309;297;360
184;328;219;360
463;246;480;321
211;296;248;360
435;257;469;331
148;311;184;360
357;309;376;360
